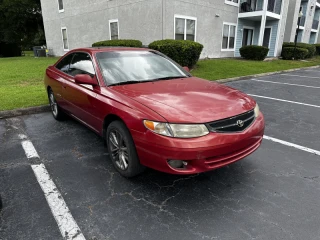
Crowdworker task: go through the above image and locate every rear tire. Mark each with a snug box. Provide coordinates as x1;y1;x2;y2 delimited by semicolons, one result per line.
106;121;145;178
48;89;65;121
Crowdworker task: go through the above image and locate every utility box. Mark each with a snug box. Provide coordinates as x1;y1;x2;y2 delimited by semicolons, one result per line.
33;46;47;57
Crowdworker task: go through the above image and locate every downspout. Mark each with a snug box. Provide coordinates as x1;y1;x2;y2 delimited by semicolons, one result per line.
162;0;165;39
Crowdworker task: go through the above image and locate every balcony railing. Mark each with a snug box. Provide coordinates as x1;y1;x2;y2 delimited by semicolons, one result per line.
299;16;306;27
312;20;319;30
239;0;263;13
239;0;282;14
267;0;282;14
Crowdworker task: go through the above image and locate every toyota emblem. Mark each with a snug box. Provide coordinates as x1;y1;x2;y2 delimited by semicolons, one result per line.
237;120;244;128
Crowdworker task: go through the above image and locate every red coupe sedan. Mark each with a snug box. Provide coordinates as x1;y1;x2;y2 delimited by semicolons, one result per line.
44;47;265;177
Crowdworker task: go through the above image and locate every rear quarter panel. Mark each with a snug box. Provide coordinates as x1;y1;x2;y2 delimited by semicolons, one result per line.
44;67;65;106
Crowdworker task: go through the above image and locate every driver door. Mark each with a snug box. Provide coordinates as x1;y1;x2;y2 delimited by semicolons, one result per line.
62;52;102;132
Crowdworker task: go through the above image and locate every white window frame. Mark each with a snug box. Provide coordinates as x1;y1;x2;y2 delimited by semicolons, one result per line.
221;22;237;51
57;0;64;13
225;0;239;7
174;14;197;41
109;19;119;40
241;26;255;47
61;27;69;51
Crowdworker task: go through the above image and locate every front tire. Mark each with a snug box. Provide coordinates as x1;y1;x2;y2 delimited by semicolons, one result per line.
48;89;64;121
106;121;145;178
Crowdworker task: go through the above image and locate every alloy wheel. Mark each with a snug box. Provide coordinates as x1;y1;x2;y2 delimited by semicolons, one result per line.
49;91;58;117
108;130;129;171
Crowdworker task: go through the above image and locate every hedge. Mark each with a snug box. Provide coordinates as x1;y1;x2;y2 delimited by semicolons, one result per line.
239;45;269;61
148;39;203;69
281;47;309;60
282;42;316;58
92;39;143;48
315;44;320;55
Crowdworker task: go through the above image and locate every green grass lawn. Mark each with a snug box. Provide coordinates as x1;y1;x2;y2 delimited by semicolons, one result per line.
0;56;59;111
192;57;320;80
0;55;319;111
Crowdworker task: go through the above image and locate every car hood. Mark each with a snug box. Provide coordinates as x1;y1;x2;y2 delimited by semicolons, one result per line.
110;77;256;123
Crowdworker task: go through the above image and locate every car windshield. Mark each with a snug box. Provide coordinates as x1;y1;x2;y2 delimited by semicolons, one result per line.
95;51;189;86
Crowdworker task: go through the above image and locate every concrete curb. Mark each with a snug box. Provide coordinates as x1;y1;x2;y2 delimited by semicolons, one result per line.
0;65;319;119
216;65;320;83
0;105;51;119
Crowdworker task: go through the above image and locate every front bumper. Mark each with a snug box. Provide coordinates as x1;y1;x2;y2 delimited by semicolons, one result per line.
133;114;265;175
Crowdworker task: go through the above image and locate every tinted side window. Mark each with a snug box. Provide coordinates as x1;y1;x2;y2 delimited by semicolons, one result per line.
69;53;95;77
56;54;74;73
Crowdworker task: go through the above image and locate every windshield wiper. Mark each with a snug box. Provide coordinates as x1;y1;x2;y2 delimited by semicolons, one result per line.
108;76;188;86
108;80;142;87
147;76;188;81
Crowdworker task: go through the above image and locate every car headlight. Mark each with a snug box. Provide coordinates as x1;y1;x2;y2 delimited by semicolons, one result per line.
254;103;260;118
143;120;209;138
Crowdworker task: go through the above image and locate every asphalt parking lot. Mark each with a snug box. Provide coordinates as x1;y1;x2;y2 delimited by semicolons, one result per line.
1;68;320;240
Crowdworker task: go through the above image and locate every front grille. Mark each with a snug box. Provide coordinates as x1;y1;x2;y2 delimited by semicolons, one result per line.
206;110;255;133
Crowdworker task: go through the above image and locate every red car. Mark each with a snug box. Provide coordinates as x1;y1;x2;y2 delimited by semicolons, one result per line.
44;47;265;177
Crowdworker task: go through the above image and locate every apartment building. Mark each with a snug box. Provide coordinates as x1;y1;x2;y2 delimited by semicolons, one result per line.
284;0;320;44
40;0;289;58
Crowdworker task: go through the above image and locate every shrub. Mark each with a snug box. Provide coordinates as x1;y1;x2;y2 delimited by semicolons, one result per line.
281;47;308;60
239;45;269;61
92;39;143;48
148;39;203;69
282;42;316;58
314;44;320;55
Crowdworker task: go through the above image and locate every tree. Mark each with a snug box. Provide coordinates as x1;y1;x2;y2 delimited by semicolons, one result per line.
0;0;45;56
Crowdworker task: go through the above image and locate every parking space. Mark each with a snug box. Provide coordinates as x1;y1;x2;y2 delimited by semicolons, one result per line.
1;68;320;240
225;70;320;150
226;76;320;106
0;118;62;240
252;71;320;87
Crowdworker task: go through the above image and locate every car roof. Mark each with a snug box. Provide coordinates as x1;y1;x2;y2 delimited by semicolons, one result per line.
69;47;151;54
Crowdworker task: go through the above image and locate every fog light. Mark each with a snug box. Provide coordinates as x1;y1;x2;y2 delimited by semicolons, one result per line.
167;160;188;169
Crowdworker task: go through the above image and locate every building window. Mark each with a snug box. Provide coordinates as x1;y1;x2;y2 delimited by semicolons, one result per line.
61;27;69;51
109;20;119;40
225;0;239;7
222;23;236;51
174;15;197;41
242;28;254;47
58;0;64;12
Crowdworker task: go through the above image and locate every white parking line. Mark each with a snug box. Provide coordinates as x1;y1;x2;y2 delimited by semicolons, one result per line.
18;135;86;240
32;164;86;240
264;135;320;156
248;94;320;108
250;79;320;89
21;140;40;159
281;73;320;79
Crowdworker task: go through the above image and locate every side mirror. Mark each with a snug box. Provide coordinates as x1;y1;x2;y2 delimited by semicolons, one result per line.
74;74;98;86
183;66;190;72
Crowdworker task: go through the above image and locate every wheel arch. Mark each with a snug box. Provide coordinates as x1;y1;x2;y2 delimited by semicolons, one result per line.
102;114;125;138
